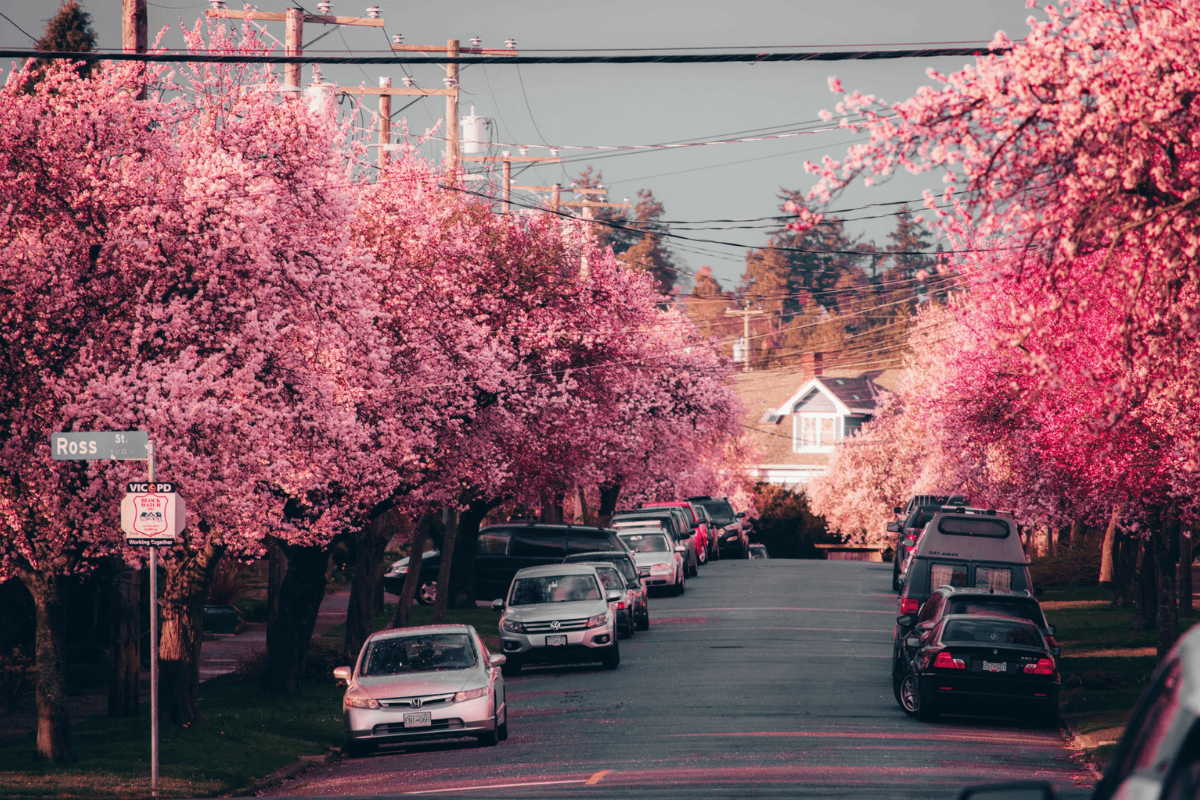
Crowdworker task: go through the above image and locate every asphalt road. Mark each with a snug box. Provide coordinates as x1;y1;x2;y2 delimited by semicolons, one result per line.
262;559;1097;799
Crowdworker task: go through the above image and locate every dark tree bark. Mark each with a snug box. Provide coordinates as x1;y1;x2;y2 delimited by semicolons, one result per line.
1182;525;1195;619
432;507;458;625
261;540;329;694
577;487;591;526
267;537;286;630
159;539;226;726
344;508;402;657
540;492;564;524
389;514;439;630
1113;531;1138;609
598;482;621;527
107;558;140;718
1155;510;1181;662
446;497;506;607
15;567;73;762
1131;537;1157;632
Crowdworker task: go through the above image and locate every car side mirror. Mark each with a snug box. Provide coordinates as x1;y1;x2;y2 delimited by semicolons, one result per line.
333;666;352;682
896;615;914;627
488;653;507;668
893;506;903;515
955;781;1055;800
1049;646;1060;658
905;636;921;649
606;589;623;602
886;522;901;533
1033;584;1044;597
492;598;505;611
1048;625;1056;635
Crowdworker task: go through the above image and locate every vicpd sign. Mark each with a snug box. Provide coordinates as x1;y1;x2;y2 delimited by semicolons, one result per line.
121;483;185;546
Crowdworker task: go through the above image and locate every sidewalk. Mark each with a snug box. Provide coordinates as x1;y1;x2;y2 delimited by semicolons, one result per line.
199;587;352;681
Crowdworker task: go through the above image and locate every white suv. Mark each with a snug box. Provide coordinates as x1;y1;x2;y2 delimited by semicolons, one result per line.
492;564;622;675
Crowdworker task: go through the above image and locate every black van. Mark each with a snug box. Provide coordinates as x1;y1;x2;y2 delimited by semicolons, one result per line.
383;523;628;603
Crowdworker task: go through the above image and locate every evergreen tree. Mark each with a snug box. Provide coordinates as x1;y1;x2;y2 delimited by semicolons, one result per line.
22;1;97;91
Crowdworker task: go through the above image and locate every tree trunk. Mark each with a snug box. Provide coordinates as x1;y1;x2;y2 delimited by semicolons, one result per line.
1068;518;1083;551
344;508;401;657
1131;537;1157;632
389;514;438;630
261;540;330;694
107;558;140;718
540;492;564;524
577;487;590;526
1099;508;1119;584
447;497;506;607
267;537;286;631
1155;511;1181;662
1182;525;1195;619
432;507;459;625
16;567;73;762
1113;531;1137;609
598;482;621;527
159;539;226;726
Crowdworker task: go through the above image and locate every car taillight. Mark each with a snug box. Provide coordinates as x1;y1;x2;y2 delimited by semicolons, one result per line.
933;651;966;670
903;537;916;547
617;601;627;609
900;598;920;615
1023;658;1056;676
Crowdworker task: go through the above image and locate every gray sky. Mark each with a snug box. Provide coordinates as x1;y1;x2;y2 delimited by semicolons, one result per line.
2;0;1036;288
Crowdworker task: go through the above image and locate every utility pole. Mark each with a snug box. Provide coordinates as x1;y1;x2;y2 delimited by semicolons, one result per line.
561;187;631;280
122;0;146;98
464;153;562;213
337;78;457;172
206;3;386;93
391;37;518;173
726;306;765;372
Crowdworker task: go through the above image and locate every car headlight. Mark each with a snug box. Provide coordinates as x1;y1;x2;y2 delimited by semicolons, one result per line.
649;562;673;574
344;695;380;709
501;618;525;633
586;612;609;628
453;687;489;702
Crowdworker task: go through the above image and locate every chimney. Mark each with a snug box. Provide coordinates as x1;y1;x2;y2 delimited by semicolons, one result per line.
801;352;824;379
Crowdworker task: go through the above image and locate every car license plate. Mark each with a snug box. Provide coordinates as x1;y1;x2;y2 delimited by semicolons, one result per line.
982;661;1006;673
403;712;431;728
546;634;567;646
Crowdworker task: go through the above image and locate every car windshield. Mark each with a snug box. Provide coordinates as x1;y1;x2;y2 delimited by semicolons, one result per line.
619;533;671;553
509;574;602;605
697;500;734;525
948;600;1043;627
567;553;638;583
360;633;476;677
942;619;1044;648
592;567;625;591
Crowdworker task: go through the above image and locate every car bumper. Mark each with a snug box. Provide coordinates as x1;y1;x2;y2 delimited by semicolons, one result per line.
344;694;496;744
500;625;615;662
922;674;1059;712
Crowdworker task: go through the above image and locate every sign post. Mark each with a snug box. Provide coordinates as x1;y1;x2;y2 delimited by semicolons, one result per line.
51;430;179;798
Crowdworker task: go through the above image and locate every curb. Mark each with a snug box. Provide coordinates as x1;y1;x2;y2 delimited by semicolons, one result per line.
1061;716;1115;777
229;749;341;797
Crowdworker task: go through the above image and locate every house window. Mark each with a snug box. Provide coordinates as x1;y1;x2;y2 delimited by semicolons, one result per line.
794;415;839;450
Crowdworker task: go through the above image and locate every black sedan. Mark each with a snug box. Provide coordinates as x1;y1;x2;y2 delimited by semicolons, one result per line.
897;614;1060;727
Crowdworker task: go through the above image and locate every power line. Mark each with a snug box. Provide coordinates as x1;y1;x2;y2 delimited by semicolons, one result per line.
0;46;1012;65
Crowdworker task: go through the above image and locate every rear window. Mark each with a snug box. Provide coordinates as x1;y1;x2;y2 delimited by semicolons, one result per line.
696;500;735;525
948;599;1043;627
593;567;625;591
938;516;1010;538
566;553;638;583
942;619;1044;648
930;563;968;589
976;566;1013;591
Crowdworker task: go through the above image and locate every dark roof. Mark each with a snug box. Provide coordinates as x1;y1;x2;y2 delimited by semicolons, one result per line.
819;376;885;413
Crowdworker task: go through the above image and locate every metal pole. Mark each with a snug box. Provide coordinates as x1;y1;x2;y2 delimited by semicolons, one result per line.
148;442;159;797
445;39;459;173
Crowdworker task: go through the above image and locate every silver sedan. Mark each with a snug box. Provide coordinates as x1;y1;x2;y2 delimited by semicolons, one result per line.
334;624;507;757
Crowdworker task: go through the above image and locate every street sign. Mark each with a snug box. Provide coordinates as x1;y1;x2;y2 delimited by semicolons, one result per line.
121;490;185;546
51;431;149;461
127;482;177;494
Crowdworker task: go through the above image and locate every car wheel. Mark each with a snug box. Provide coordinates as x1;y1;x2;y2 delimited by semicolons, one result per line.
626;614;636;639
688;554;698;578
344;738;374;758
698;545;707;565
501;656;522;677
498;718;508;741
741;541;750;559
892;560;901;592
478;727;498;747
674;567;686;596
899;673;920;717
601;640;620;670
637;608;650;631
416;579;437;606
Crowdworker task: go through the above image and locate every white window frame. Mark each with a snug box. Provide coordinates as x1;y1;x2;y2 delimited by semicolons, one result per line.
793;413;841;452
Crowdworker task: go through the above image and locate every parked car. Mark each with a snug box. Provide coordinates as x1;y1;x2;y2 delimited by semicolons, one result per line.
616;529;686;596
960;622;1200;800
575;562;638;639
611;509;698;577
896;507;1035;619
897;614;1059;726
563;550;649;631
748;544;769;559
333;624;507;757
688;495;750;559
893;586;1057;706
889;494;968;592
694;505;721;561
382;549;441;604
492;564;622;675
642;501;711;564
385;523;629;606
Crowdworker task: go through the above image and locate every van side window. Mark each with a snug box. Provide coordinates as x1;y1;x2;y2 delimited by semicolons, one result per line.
568;531;619;553
930;563;968;589
976;567;1013;591
510;530;567;558
477;530;511;556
